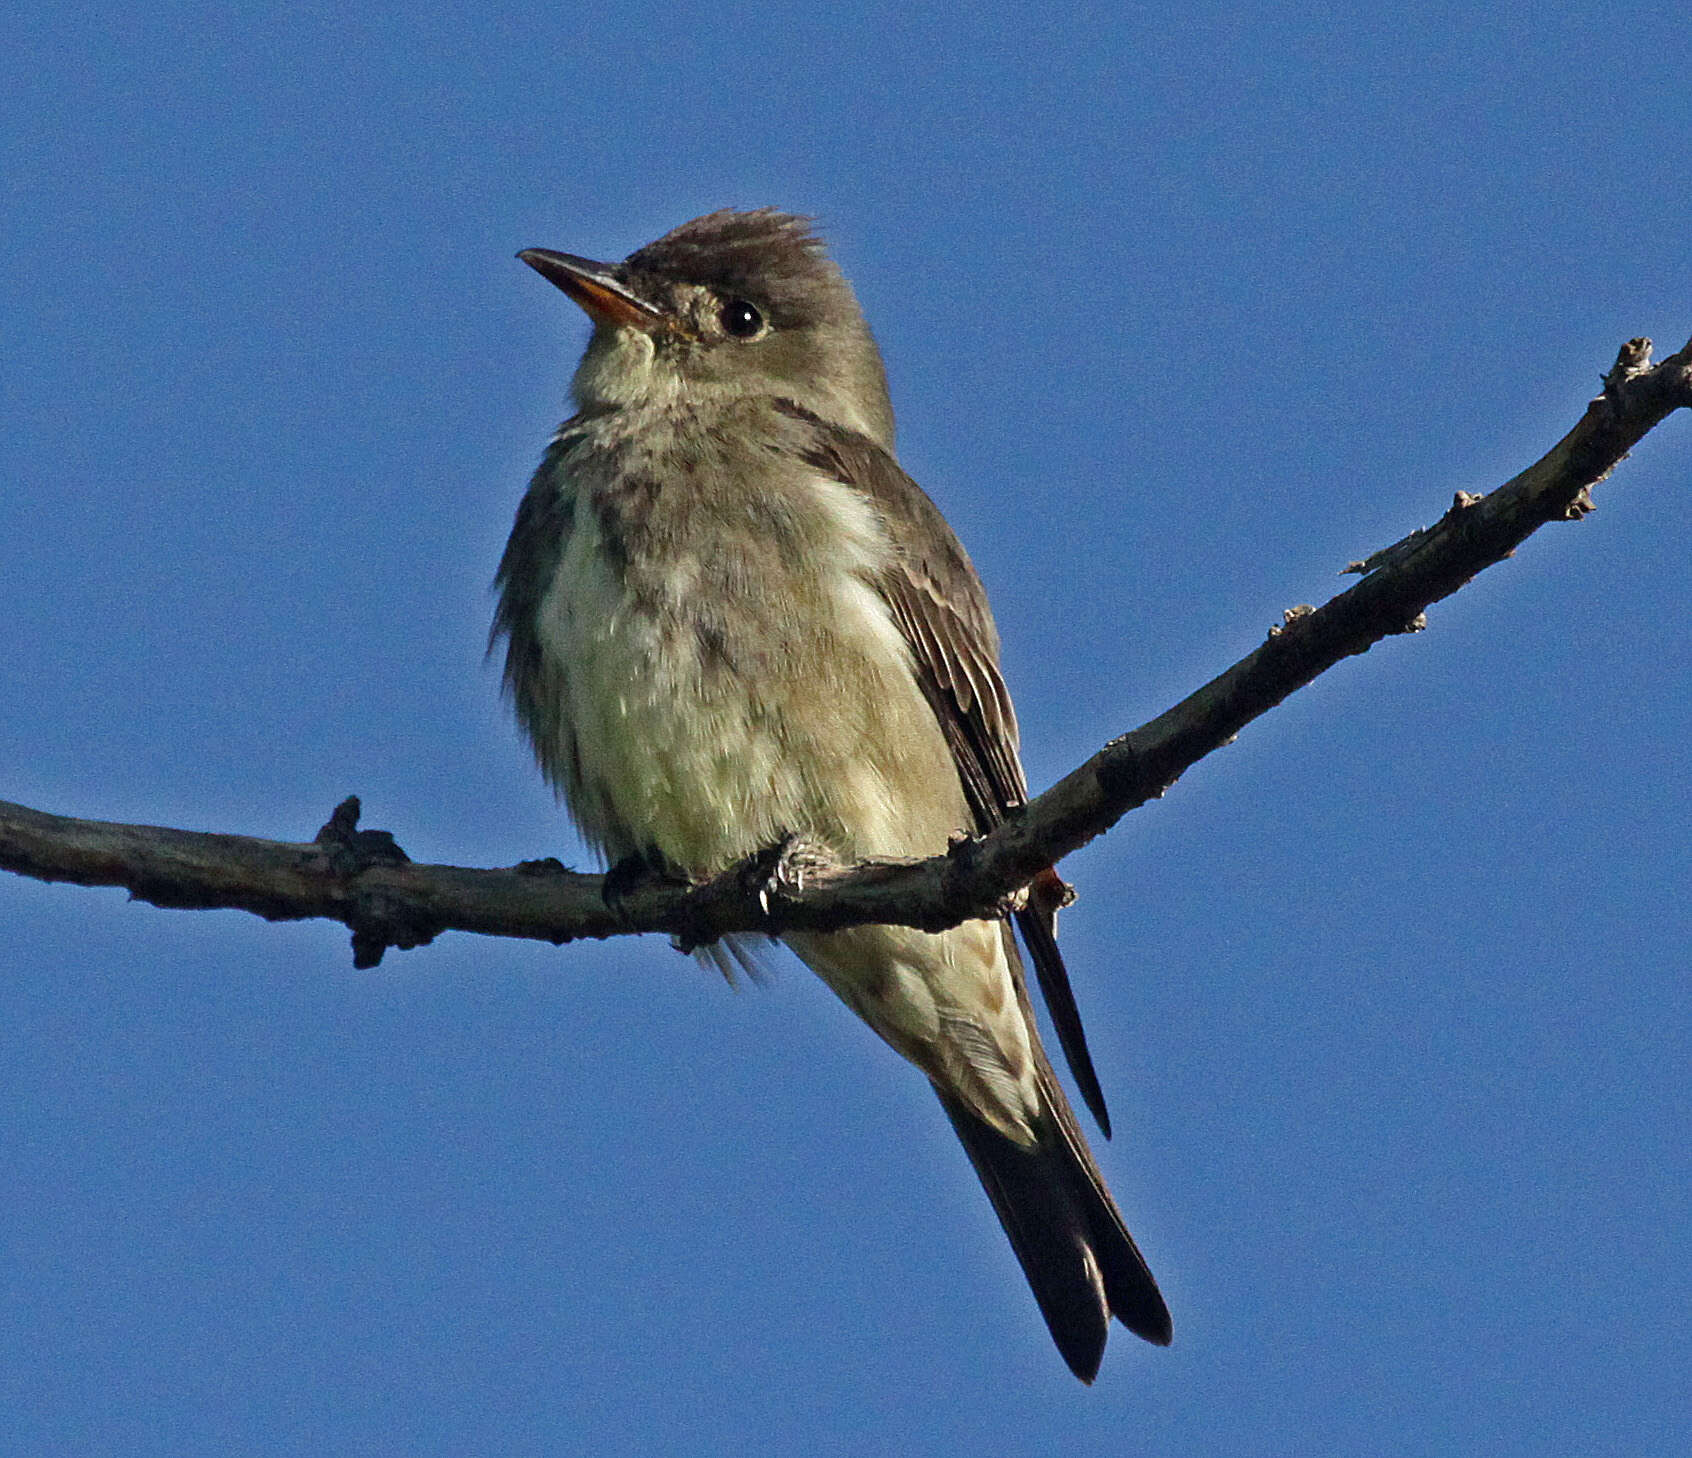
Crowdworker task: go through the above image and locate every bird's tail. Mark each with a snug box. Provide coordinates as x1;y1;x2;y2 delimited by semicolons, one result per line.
937;1074;1171;1382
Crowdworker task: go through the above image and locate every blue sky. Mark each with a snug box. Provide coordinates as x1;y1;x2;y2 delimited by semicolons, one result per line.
4;4;1689;1453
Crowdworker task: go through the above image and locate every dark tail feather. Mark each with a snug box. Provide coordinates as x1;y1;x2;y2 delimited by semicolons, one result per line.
1015;903;1111;1138
937;1085;1171;1382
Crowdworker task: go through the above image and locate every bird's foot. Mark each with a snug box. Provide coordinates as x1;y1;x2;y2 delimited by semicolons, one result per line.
737;832;835;916
601;848;691;922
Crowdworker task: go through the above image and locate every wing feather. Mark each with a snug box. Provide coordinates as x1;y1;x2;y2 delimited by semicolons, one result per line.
774;400;1112;1133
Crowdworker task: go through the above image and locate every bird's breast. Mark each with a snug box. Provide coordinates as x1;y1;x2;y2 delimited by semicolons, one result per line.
531;432;966;875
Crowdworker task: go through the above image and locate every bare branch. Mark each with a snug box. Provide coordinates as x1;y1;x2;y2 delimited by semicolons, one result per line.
4;335;1689;964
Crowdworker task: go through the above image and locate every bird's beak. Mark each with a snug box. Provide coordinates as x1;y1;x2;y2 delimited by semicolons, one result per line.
517;248;665;332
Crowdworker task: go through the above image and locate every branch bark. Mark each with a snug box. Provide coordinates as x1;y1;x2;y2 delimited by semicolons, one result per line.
4;335;1690;966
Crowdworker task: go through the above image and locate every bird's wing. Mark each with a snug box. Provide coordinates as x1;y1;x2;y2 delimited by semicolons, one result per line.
492;420;587;801
775;401;1112;1135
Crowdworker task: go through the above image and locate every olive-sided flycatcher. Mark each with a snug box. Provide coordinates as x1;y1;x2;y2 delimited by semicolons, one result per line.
493;208;1169;1381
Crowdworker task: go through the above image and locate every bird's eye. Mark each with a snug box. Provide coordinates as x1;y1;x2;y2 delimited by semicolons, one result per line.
719;299;765;339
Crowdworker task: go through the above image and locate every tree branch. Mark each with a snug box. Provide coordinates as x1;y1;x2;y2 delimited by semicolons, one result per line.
5;335;1689;965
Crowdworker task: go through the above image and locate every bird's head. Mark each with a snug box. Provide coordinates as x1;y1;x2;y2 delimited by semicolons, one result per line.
519;208;895;450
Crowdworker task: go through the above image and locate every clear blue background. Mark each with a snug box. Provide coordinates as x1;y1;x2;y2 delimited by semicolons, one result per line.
4;4;1688;1454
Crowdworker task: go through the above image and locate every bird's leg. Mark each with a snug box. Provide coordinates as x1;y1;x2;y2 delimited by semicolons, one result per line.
734;831;836;916
601;845;691;922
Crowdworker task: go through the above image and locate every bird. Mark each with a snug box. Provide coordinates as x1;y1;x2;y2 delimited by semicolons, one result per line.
492;208;1170;1381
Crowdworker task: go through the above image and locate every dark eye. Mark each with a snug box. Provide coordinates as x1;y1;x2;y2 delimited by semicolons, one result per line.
719;299;764;339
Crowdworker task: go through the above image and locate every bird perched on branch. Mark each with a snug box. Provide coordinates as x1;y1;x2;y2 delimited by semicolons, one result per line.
493;208;1169;1381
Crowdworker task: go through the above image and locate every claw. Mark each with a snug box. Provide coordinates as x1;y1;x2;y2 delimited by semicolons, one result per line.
738;832;833;918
